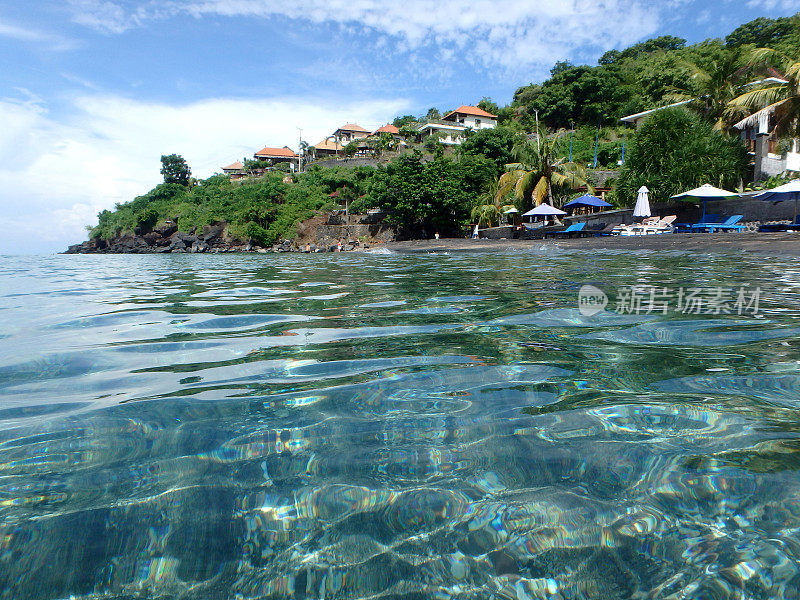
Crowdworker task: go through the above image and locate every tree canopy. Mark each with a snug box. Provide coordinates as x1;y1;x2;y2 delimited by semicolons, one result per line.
616;108;748;204
160;154;192;186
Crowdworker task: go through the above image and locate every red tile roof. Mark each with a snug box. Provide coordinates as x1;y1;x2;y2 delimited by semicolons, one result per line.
373;123;400;135
254;146;298;158
336;123;368;132
314;138;343;151
443;105;497;120
222;161;244;171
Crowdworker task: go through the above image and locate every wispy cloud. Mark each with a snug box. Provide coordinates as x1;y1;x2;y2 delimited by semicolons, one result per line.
66;0;146;34
0;18;76;50
746;0;800;9
67;0;663;71
0;93;409;253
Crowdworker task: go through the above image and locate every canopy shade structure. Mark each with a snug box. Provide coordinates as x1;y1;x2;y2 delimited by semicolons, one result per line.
563;195;612;209
633;186;651;218
522;203;567;217
671;183;739;219
755;179;800;222
671;184;738;200
502;207;520;214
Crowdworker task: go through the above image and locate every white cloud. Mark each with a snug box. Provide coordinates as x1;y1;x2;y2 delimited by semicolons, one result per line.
67;0;146;34
68;0;662;70
0;19;76;50
746;0;800;9
0;94;409;254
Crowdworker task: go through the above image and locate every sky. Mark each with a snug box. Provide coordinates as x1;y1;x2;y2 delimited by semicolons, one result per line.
1;0;798;253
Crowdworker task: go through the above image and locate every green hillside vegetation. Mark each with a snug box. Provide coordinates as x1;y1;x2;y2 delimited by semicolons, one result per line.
89;14;798;244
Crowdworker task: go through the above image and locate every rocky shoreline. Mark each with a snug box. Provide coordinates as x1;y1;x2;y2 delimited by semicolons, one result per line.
64;220;370;254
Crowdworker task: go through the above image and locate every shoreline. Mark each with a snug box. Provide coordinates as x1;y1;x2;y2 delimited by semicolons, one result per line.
385;232;800;255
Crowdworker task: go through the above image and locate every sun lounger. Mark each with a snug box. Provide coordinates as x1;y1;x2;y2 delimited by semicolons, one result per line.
595;223;617;236
759;216;800;232
692;215;744;233
614;215;676;236
558;222;586;238
544;222;585;238
675;214;722;232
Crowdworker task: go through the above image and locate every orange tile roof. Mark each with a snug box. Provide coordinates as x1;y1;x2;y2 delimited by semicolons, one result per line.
222;161;243;171
314;138;343;151
443;105;497;120
254;146;298;158
336;123;368;132
373;123;400;135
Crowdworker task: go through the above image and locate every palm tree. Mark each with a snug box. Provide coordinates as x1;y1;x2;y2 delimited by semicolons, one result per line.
728;47;800;139
496;130;592;208
668;50;745;130
471;180;516;228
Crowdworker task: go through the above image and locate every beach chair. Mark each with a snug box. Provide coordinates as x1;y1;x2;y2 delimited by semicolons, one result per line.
759;216;800;232
555;222;586;238
595;223;617;236
641;215;676;234
693;215;744;233
675;214;722;232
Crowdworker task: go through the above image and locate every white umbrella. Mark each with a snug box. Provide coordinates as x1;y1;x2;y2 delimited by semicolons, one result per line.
503;207;520;214
671;183;738;219
522;203;567;217
755;179;800;223
633;186;651;218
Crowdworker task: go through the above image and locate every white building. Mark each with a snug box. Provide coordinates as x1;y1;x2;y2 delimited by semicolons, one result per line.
418;105;498;145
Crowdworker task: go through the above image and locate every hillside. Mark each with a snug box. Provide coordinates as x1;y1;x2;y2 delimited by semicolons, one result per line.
68;14;798;252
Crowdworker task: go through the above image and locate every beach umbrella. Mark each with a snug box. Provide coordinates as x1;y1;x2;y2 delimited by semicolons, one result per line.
633;186;651;218
755;179;800;223
671;183;737;220
502;207;520;214
563;194;612;212
522;203;567;217
522;202;566;224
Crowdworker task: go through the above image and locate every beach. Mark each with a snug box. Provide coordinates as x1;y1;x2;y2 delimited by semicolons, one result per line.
389;231;800;254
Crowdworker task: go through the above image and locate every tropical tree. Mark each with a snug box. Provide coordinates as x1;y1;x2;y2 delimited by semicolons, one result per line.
669;48;746;129
617;107;748;204
160;154;191;186
728;47;800;139
496;130;591;208
470;179;516;228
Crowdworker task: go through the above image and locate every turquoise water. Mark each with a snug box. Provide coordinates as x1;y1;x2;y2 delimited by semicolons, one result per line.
2;249;800;599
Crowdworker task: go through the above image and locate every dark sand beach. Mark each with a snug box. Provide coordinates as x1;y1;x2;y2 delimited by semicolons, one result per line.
389;232;800;255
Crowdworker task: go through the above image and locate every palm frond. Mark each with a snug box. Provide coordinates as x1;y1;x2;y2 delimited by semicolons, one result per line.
748;47;793;72
729;85;787;109
532;177;549;206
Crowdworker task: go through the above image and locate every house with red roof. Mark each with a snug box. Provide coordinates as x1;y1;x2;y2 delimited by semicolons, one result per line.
417;105;497;145
221;160;245;181
372;123;400;136
333;124;369;144
442;105;498;130
254;146;299;169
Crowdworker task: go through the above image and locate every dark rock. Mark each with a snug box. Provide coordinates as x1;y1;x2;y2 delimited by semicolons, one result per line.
202;223;225;241
154;221;177;237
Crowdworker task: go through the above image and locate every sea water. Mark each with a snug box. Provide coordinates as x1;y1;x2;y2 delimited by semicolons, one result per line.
1;249;800;599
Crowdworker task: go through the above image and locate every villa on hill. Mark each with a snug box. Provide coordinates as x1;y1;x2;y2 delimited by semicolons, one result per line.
221;161;245;181
418;105;498;145
372;123;400;136
254;146;299;169
313;137;344;158
334;124;370;144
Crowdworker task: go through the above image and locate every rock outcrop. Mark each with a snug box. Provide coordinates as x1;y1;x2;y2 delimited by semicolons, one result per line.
65;221;249;254
65;214;396;254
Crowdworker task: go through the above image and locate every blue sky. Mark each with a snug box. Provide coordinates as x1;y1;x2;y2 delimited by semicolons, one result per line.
1;0;798;253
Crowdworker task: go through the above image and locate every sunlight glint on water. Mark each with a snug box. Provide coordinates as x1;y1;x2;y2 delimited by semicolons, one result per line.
1;251;800;599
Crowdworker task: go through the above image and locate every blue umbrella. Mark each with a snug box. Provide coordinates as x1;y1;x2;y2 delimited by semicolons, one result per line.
755;179;800;223
563;195;612;212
